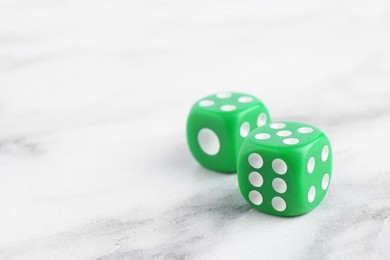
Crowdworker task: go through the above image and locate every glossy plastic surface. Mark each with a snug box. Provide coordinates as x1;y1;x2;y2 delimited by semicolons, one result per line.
237;122;332;216
187;92;270;173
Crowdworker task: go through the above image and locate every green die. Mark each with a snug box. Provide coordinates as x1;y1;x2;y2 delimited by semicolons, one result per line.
237;122;332;216
186;92;270;173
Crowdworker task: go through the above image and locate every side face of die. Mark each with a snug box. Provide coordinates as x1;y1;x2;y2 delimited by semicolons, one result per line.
237;122;332;216
186;92;270;173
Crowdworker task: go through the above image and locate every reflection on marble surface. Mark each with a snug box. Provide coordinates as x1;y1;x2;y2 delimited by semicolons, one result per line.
1;0;390;259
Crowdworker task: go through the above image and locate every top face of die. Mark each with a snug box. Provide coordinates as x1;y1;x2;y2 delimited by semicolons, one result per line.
194;92;264;113
248;122;325;148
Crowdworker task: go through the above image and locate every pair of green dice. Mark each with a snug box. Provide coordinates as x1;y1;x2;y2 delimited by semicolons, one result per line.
186;92;332;217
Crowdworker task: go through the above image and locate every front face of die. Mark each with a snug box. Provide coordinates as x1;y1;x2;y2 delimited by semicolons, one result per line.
237;122;332;216
186;92;270;173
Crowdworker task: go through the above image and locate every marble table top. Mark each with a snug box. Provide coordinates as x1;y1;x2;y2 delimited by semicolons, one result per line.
1;0;390;259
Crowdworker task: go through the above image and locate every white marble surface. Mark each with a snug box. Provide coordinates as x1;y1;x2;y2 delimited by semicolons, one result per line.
1;0;390;259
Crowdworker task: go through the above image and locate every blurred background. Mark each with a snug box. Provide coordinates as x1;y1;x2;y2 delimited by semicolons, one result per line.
0;0;390;259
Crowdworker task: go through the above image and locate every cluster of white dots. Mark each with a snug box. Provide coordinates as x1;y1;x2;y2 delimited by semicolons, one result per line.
197;114;267;155
254;123;315;146
198;92;257;113
306;145;330;203
197;93;268;153
240;112;267;138
247;154;288;212
247;144;330;211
